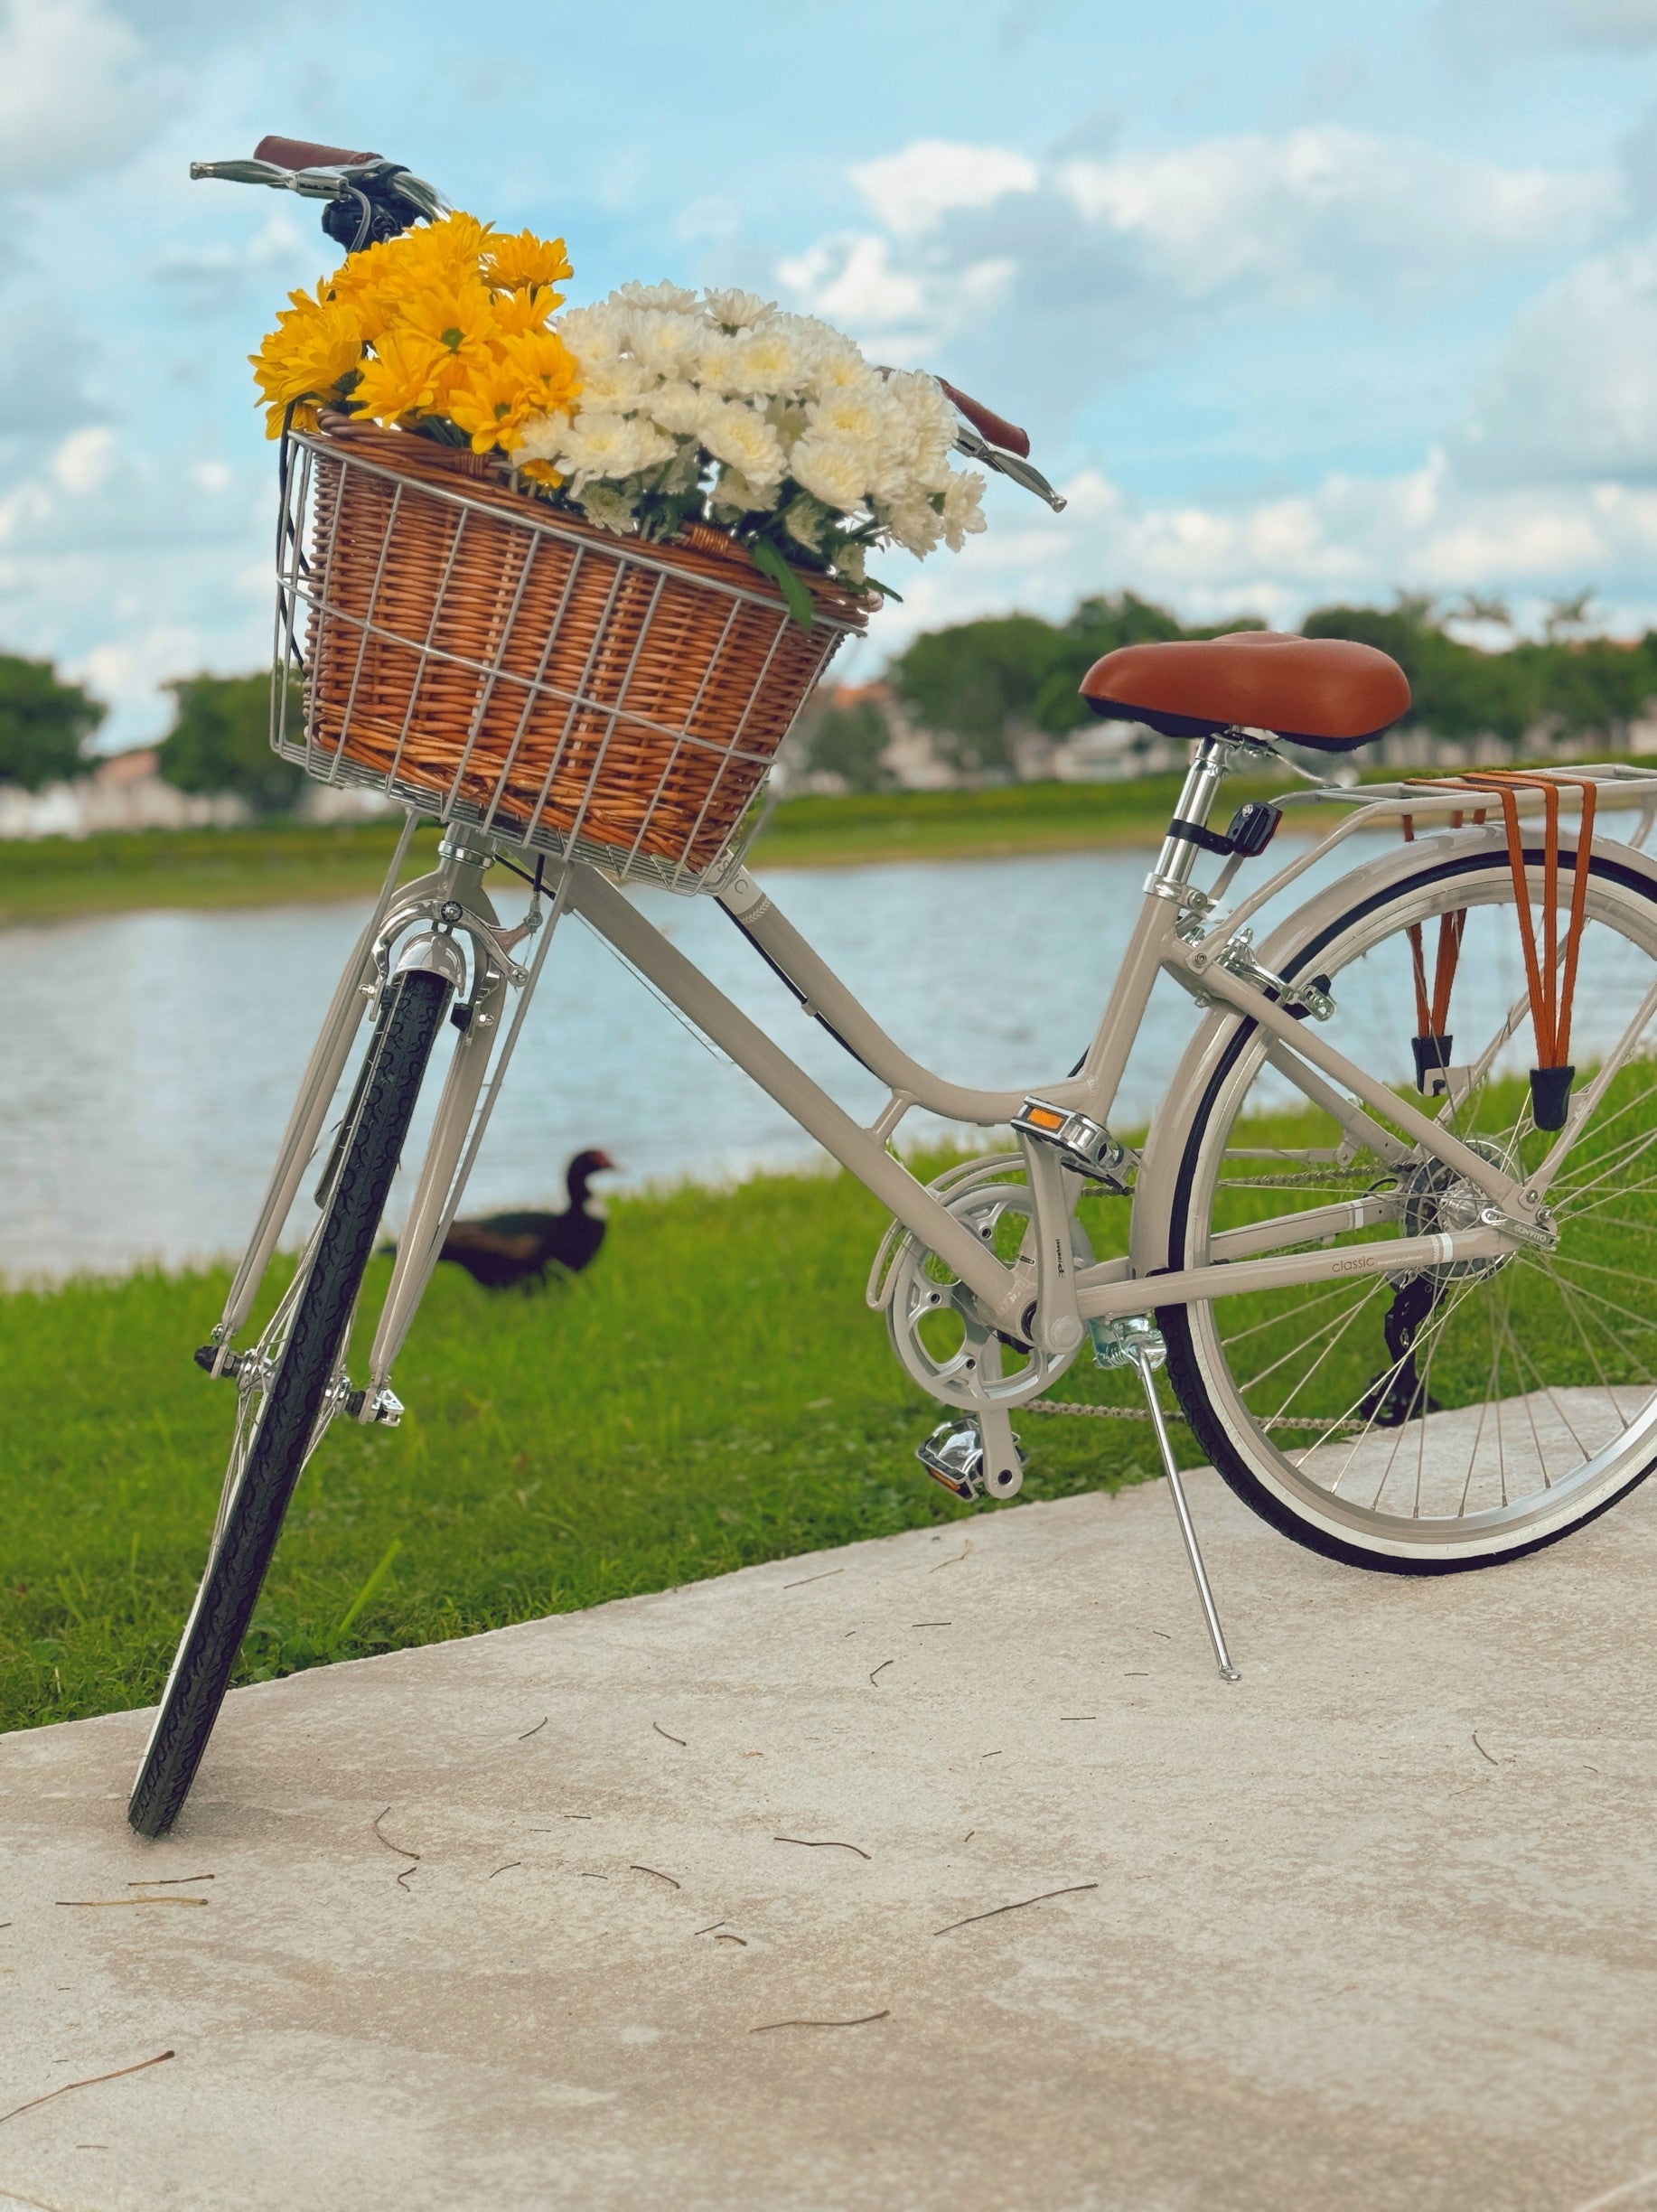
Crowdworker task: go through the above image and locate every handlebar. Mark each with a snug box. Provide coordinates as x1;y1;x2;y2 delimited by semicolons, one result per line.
938;387;1065;511
936;380;1029;460
254;134;381;171
190;139;445;251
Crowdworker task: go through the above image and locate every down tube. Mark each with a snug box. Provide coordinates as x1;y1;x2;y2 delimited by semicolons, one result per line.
566;867;1016;1318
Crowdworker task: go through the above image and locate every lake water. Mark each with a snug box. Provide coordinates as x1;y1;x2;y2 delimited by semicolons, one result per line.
0;835;1595;1281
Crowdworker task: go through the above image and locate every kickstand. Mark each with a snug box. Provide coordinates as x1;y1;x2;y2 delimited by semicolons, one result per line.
1125;1334;1241;1682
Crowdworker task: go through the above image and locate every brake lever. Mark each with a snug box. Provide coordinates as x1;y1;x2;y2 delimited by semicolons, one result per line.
951;420;1067;512
189;157;445;223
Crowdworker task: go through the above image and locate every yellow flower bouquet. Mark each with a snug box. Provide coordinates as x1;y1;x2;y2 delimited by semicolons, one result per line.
251;211;581;484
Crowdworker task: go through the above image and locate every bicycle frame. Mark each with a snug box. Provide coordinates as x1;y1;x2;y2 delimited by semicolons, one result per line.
210;736;1657;1436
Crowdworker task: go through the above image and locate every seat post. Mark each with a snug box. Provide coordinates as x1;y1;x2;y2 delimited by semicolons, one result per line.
1148;730;1253;901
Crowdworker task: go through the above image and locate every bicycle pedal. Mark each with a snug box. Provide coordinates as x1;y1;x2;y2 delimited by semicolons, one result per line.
1013;1100;1129;1188
916;1417;1022;1502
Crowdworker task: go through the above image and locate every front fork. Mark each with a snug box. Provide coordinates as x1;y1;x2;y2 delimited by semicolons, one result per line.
206;815;564;1420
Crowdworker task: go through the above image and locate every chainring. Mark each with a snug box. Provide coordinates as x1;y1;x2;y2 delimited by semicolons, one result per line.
883;1162;1085;1412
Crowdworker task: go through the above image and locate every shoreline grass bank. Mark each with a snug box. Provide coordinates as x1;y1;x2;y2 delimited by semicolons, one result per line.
0;773;1297;929
0;1164;1151;1737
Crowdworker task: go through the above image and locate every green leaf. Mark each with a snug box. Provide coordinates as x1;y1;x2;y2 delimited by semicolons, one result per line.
864;574;904;604
750;538;816;633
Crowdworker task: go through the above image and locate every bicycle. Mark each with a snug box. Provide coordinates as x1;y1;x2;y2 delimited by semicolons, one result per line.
129;136;1657;1837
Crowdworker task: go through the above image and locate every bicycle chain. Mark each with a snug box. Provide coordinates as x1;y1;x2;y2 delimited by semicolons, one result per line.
1026;1398;1362;1435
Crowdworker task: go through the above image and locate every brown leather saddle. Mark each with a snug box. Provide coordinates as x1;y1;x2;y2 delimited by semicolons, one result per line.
1081;631;1410;751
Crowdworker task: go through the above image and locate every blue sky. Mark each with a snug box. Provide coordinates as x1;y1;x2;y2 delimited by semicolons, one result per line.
3;0;1656;745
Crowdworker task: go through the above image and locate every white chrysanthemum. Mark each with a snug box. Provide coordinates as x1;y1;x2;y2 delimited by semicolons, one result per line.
881;494;943;558
884;367;959;454
807;376;892;449
780;493;830;550
789;430;873;513
575;356;656;410
576;483;641;533
698;401;786;490
557;409;674;487
834;538;867;586
765;397;810;447
615;279;698;314
557;302;636;366
710;464;780;515
703;286;774;330
712;324;815;400
645;380;720;436
940;468;987;551
801;333;871;395
511;411;571;464
629;309;707;380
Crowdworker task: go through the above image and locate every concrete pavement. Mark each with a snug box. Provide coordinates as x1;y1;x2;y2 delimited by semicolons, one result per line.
2;1463;1654;2212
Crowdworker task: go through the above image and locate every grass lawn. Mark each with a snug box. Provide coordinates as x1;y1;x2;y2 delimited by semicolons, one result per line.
0;1163;1155;1737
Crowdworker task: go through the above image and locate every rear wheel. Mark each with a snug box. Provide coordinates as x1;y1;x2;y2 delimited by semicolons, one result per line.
1160;845;1657;1571
128;968;449;1837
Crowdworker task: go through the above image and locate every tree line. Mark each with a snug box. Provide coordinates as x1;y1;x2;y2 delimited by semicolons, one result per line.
0;659;302;811
806;591;1657;787
5;589;1657;808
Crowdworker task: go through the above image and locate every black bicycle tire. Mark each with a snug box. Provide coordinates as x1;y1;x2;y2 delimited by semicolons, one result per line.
128;968;450;1837
1159;845;1657;1575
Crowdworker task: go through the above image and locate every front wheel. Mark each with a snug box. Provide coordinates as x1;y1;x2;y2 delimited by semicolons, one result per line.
128;968;450;1837
1160;841;1657;1572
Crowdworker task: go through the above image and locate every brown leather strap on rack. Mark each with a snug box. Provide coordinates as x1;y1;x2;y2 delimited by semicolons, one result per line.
1427;772;1598;1072
1400;813;1474;1045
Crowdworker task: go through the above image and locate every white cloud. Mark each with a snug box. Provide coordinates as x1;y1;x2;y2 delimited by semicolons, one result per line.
779;127;1618;399
775;235;930;333
850;139;1040;239
0;0;278;196
1055;129;1612;299
1455;240;1657;483
50;427;117;495
1435;0;1657;46
864;458;1657;663
156;211;309;307
0;0;153;191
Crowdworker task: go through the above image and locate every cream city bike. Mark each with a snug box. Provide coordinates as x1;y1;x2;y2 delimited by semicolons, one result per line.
131;137;1657;1835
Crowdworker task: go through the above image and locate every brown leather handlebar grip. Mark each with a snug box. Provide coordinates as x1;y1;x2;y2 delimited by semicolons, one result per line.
937;378;1031;460
254;134;381;171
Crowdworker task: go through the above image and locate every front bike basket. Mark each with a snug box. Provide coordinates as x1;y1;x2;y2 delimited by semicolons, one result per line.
273;418;868;893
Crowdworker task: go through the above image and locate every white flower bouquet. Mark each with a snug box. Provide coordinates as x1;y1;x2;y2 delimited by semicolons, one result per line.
516;281;988;620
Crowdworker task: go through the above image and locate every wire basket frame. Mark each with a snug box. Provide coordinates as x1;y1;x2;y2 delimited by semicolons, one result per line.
272;422;869;892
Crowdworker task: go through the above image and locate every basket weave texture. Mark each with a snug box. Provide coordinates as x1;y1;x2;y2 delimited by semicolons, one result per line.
293;420;867;878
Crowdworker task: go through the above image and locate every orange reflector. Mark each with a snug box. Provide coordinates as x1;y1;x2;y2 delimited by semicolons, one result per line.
1024;1105;1065;1131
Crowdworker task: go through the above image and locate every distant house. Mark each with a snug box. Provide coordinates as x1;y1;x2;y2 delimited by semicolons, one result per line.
0;747;394;839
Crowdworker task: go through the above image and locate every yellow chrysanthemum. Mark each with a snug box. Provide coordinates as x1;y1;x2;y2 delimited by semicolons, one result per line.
514;457;564;490
252;207;580;455
498;327;582;415
484;228;572;300
446;355;534;454
351;330;449;425
249;295;365;437
491;286;556;338
398;278;499;363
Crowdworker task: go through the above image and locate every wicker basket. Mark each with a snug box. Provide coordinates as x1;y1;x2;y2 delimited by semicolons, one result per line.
274;417;869;890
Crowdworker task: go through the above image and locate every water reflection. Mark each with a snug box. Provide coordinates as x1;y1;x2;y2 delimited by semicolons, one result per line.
0;836;1595;1279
